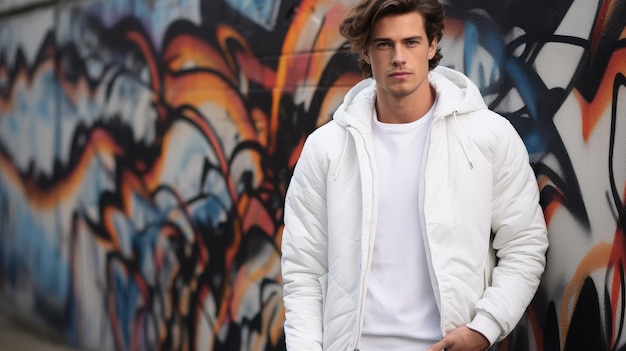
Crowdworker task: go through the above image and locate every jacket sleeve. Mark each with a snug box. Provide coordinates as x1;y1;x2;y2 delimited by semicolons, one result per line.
281;134;329;351
468;118;549;343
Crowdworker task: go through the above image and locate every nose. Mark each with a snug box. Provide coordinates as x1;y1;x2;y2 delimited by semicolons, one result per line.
391;46;406;65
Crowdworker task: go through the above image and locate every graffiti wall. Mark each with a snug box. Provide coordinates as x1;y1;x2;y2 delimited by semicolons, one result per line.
0;0;623;350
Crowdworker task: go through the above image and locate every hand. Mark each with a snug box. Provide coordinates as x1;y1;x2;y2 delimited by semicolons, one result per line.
425;326;490;351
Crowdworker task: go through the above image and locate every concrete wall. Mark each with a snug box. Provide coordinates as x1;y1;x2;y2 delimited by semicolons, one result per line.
0;0;624;350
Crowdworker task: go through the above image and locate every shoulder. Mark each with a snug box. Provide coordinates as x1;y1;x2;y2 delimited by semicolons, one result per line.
453;110;528;162
456;109;518;141
303;121;348;154
309;120;345;139
296;120;348;174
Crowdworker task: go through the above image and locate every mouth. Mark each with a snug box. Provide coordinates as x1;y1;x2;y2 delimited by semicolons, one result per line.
389;71;411;79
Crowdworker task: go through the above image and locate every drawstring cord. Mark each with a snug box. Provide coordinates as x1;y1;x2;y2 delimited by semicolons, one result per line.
452;111;474;169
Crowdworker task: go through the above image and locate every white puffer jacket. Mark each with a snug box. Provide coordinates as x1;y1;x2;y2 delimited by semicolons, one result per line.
281;66;548;351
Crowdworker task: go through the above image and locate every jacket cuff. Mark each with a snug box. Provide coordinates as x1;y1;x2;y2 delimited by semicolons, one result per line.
466;312;502;346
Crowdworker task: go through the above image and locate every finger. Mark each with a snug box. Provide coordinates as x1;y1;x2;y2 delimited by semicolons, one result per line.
426;341;447;351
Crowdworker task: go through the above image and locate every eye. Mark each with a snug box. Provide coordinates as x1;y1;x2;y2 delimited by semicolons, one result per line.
376;41;392;48
406;40;418;46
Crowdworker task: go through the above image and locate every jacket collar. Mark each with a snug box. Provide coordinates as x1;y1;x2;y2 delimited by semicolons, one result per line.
332;66;488;130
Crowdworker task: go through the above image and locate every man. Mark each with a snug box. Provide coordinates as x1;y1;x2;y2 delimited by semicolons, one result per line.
281;0;549;350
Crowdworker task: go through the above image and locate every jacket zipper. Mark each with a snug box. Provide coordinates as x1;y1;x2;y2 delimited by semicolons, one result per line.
420;115;444;333
346;125;377;350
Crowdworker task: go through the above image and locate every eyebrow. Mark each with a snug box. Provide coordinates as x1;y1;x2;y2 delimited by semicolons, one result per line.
371;35;424;43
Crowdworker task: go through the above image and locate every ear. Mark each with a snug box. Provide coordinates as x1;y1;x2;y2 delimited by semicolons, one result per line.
428;38;438;60
362;49;371;64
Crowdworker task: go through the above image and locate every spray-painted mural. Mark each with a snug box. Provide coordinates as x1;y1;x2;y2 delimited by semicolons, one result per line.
0;0;624;350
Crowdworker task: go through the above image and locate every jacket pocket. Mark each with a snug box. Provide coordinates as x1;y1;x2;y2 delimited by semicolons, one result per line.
318;273;328;310
484;234;496;286
322;277;357;351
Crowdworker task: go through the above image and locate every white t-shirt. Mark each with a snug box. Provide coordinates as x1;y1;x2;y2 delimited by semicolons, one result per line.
359;102;441;351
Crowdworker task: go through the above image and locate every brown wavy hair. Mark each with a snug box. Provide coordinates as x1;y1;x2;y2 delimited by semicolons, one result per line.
339;0;445;78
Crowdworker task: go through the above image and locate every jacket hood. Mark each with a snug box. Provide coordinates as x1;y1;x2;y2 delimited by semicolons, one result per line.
333;66;488;128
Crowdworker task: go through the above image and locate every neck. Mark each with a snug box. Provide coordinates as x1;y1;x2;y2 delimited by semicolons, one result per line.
376;86;435;124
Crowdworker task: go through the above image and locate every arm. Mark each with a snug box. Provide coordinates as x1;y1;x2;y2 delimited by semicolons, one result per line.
468;119;549;344
281;135;329;351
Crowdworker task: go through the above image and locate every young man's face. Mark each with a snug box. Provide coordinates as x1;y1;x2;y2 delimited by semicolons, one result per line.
362;11;437;101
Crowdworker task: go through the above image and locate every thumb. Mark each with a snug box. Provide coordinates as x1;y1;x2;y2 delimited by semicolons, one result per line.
426;340;447;351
